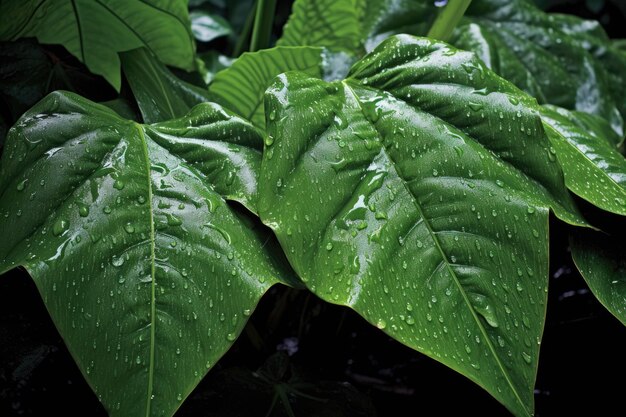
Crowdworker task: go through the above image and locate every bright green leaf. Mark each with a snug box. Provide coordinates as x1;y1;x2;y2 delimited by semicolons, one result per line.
540;105;626;215
260;35;587;417
209;46;324;128
121;48;212;124
0;0;195;91
571;230;626;326
190;11;233;43
277;0;433;54
0;91;292;417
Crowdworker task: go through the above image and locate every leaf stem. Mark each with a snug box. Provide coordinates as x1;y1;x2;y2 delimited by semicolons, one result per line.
427;0;472;42
249;0;277;52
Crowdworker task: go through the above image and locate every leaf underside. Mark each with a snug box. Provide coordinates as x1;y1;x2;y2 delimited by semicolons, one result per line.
0;92;292;417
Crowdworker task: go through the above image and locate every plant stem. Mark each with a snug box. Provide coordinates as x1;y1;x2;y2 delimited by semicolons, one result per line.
427;0;472;42
233;1;257;57
249;0;278;52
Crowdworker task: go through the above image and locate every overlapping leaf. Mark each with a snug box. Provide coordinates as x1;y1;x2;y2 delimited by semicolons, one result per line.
540;105;626;215
453;0;626;135
0;92;292;417
0;0;195;90
571;230;626;326
259;35;586;417
209;46;324;128
121;48;212;124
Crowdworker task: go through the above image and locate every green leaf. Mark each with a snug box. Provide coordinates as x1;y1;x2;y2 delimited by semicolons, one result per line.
121;48;212;124
209;46;324;128
277;0;433;54
259;35;587;417
571;230;626;326
190;11;233;43
196;51;234;85
540;105;626;215
0;0;195;91
453;0;626;135
0;91;292;417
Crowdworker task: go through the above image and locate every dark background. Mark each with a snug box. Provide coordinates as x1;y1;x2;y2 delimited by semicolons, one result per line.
2;0;626;416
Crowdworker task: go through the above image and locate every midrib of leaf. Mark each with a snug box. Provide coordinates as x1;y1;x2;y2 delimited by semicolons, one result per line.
342;80;531;416
135;124;157;417
95;0;153;56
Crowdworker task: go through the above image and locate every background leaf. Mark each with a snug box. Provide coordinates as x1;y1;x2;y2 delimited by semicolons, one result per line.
571;230;626;325
121;48;212;124
453;0;626;135
190;11;233;43
209;46;324;128
0;0;196;90
0;91;292;417
259;35;587;417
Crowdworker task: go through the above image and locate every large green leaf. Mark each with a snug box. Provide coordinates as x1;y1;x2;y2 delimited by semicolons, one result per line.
0;0;195;90
209;46;324;128
259;35;586;417
571;230;626;326
0;91;292;417
453;0;626;135
540;105;626;215
277;0;433;54
121;48;212;124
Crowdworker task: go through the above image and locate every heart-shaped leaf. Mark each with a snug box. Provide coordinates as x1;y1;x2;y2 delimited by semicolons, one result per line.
0;91;292;417
0;0;195;90
259;35;586;417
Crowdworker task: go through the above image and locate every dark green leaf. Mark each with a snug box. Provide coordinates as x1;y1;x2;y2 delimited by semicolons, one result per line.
190;11;233;43
121;48;212;124
571;230;626;326
453;0;626;135
540;105;626;215
209;46;324;128
0;91;292;417
0;38;52;120
260;35;586;417
0;0;195;90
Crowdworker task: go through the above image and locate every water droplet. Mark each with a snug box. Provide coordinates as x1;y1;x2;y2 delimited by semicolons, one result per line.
522;352;532;364
52;219;69;236
376;320;386;329
113;180;125;190
326;242;333;251
124;223;135;234
16;179;28;191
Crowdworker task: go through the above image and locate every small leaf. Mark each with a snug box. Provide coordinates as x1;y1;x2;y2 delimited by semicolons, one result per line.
540;105;626;215
121;48;212;124
0;0;195;90
571;230;626;326
260;35;586;417
209;46;324;128
0;91;292;417
190;11;233;43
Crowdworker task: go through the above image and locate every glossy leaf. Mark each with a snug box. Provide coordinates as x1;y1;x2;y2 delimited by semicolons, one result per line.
196;51;234;85
260;35;586;417
453;0;626;134
278;0;433;53
540;105;626;215
121;48;212;124
190;11;233;43
571;230;626;326
0;0;195;90
0;91;292;417
209;46;324;128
